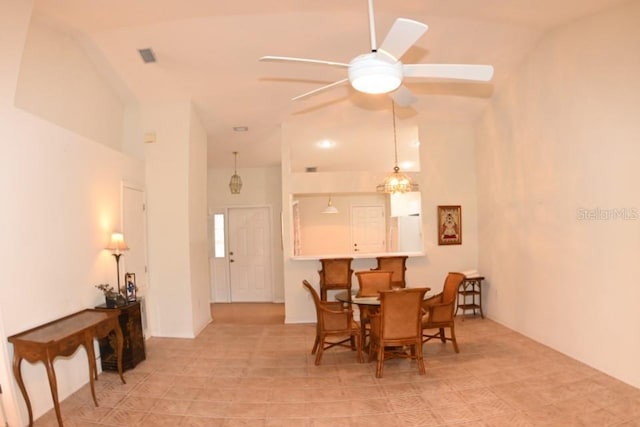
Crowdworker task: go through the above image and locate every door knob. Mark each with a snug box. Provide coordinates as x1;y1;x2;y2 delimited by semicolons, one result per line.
229;251;234;256
230;259;235;263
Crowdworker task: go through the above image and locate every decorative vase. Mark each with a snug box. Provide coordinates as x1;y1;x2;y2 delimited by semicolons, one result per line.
105;294;126;308
105;295;118;308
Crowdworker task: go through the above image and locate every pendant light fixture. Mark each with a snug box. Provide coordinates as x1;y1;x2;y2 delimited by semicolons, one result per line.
376;102;419;194
229;151;243;194
322;196;339;214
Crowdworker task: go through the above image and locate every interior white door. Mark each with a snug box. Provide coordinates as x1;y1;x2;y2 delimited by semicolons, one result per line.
122;185;147;291
228;207;273;302
122;185;148;332
351;205;386;253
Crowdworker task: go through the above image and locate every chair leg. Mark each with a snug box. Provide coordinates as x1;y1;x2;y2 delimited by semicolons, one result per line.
439;328;446;343
315;334;325;365
450;324;460;353
415;341;426;375
361;322;370;353
355;333;364;363
311;335;319;355
375;345;384;378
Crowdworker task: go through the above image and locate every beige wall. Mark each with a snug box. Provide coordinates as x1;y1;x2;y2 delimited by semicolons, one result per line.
1;3;144;425
14;14;125;151
1;3;212;423
476;0;640;388
188;110;212;333
138;100;212;338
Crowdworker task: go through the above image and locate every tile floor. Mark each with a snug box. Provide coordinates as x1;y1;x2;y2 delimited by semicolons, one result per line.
34;303;640;426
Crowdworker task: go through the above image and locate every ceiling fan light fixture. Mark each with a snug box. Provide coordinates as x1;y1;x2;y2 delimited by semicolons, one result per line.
348;54;403;94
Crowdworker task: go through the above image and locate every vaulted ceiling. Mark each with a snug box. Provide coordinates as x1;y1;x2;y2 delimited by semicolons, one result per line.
33;0;626;170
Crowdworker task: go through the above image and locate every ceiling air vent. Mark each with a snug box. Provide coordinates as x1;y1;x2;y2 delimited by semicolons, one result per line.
138;48;156;63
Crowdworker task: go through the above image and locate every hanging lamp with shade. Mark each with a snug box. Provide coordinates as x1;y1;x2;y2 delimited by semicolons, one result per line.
376;102;419;194
229;151;243;194
322;196;339;214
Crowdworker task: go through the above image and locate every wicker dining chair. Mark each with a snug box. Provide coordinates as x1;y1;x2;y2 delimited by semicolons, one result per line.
318;258;354;301
368;287;429;378
354;270;393;346
421;272;465;353
302;280;363;365
355;270;393;297
371;255;408;288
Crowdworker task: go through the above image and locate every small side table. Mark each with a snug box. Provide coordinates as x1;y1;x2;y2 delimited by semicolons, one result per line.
456;276;485;319
94;301;146;371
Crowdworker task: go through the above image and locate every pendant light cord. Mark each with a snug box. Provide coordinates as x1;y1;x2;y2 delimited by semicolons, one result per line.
233;151;238;173
392;101;399;169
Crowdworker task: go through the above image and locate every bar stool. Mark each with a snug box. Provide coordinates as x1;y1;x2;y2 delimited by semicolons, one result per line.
318;257;354;301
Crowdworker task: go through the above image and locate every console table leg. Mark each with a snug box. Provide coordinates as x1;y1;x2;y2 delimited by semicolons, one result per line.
43;357;63;427
114;324;126;384
12;356;33;426
83;336;99;406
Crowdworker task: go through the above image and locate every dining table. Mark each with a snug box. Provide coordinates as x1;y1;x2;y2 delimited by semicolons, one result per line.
335;287;431;350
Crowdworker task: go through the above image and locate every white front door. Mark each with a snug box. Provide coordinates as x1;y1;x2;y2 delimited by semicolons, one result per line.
351;205;386;253
228;207;273;302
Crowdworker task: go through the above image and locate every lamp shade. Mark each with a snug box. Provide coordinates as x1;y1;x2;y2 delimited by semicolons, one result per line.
376;166;419;194
229;173;243;194
229;151;243;194
322;197;339;214
106;232;129;254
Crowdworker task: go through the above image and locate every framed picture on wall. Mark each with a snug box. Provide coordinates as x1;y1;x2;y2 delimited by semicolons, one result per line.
437;205;462;245
124;272;137;302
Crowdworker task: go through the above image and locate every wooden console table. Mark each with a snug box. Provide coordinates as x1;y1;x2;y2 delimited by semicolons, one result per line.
8;309;125;427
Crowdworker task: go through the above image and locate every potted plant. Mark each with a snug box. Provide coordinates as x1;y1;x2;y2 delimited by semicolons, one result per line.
95;283;126;308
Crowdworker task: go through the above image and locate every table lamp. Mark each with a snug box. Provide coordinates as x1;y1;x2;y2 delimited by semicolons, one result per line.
106;232;129;297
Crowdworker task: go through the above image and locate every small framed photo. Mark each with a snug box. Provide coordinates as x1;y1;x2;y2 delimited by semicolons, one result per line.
124;272;137;302
437;205;462;245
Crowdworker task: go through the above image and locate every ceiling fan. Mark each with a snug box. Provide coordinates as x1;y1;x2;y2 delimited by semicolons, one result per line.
259;0;494;106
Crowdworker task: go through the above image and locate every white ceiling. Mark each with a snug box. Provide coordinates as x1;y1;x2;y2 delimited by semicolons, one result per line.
33;0;626;170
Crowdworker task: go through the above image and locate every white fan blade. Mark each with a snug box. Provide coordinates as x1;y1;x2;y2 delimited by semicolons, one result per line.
291;78;349;101
389;85;417;107
259;56;348;68
404;64;494;81
379;18;428;61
